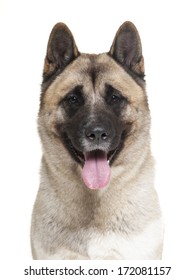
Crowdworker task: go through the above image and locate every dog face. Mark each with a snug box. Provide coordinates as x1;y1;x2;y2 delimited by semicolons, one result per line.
39;22;150;190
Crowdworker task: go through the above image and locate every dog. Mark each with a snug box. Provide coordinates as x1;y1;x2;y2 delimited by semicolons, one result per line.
31;21;163;259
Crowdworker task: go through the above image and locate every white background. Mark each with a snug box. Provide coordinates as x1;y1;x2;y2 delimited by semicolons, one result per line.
0;0;195;278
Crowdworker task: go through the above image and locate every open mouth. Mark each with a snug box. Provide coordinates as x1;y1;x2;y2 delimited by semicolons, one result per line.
68;141;119;189
82;149;119;190
61;129;127;190
69;144;118;166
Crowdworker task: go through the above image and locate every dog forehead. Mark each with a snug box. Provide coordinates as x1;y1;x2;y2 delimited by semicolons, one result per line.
42;53;144;109
67;53;143;95
57;53;139;86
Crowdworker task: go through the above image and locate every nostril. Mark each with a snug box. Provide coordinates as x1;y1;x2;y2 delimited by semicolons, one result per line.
101;132;108;140
87;133;96;141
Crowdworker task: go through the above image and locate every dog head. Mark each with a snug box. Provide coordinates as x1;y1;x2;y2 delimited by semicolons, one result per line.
39;22;150;190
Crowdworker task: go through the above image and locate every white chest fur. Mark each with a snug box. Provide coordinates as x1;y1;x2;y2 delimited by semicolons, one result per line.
87;218;163;260
33;218;163;260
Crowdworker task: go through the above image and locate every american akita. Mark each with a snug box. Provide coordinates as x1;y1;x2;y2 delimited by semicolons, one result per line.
31;21;163;259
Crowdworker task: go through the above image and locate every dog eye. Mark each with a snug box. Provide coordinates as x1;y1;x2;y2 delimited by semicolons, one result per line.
68;95;79;104
105;84;124;106
111;94;121;103
62;85;84;108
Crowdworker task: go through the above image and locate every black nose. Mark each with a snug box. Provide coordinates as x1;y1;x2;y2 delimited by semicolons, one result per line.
85;126;109;143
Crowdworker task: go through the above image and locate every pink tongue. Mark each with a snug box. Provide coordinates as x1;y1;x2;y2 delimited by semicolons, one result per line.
82;150;111;189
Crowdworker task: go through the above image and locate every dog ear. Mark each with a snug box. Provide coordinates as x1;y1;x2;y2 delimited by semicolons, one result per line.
109;21;144;78
43;23;79;82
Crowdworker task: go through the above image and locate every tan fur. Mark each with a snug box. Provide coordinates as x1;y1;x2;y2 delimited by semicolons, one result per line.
31;22;163;260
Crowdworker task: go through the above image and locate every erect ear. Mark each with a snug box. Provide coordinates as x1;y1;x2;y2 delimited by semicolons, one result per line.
43;22;79;82
109;21;144;78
